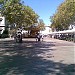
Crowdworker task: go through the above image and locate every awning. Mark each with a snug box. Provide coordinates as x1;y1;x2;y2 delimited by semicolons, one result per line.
49;29;75;34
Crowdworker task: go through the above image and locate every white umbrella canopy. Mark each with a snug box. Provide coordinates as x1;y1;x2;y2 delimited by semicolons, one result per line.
49;29;75;34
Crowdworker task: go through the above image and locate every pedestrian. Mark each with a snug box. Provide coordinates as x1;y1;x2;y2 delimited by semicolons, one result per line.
37;34;41;41
35;33;38;42
41;34;44;41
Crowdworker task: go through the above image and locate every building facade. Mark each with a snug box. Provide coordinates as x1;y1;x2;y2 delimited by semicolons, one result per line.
41;26;52;35
0;17;5;34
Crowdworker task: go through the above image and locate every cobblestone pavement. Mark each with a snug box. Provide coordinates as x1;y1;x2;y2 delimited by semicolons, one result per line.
0;37;75;75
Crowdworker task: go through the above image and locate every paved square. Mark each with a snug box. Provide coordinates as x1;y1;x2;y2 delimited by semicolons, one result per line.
0;38;75;75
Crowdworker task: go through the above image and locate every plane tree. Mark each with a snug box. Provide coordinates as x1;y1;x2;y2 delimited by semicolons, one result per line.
50;0;75;31
0;0;39;30
29;19;45;37
0;0;46;37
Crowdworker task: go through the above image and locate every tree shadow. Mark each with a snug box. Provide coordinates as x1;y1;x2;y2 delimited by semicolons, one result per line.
0;40;75;75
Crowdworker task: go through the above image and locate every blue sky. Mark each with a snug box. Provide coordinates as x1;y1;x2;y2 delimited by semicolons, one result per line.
22;0;64;25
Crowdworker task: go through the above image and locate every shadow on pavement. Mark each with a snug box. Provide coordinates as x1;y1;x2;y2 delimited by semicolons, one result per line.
0;40;75;75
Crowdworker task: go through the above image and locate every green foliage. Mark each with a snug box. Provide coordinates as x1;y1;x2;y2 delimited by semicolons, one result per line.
37;19;45;31
0;0;39;30
21;5;39;28
51;0;75;31
3;28;8;34
28;19;45;37
30;19;45;32
1;28;9;38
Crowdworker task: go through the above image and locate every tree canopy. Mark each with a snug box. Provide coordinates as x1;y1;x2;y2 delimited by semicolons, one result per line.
50;0;75;31
37;19;45;31
0;0;39;30
29;19;45;36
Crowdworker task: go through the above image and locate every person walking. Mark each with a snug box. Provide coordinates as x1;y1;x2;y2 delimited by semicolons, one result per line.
41;34;44;41
35;33;38;42
37;34;40;41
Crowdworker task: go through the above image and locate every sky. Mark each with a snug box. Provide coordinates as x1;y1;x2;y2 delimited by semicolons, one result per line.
22;0;64;25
